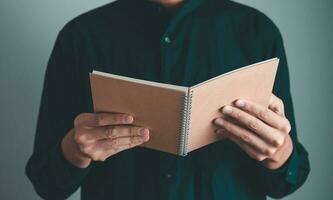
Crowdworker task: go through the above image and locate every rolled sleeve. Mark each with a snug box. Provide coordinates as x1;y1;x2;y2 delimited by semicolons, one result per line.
52;141;92;188
256;141;310;198
25;22;92;199
255;19;311;198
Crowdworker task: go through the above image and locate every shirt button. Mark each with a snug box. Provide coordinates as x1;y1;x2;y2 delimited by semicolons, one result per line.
164;36;171;43
288;171;293;176
166;173;172;179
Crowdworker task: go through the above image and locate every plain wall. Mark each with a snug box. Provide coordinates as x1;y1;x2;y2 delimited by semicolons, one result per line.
0;0;332;199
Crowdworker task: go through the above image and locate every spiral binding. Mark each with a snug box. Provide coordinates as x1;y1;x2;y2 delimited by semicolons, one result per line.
179;90;194;156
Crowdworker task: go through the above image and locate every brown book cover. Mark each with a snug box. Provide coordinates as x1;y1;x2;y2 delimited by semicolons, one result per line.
89;58;279;156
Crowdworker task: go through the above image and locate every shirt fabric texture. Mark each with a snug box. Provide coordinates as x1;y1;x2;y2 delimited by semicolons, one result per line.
26;0;310;199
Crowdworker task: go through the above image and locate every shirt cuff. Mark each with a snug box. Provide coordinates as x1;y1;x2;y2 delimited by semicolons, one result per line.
257;143;299;186
50;141;92;189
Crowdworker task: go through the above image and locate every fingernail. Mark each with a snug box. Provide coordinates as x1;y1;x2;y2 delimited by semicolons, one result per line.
222;106;233;114
126;116;133;123
235;99;245;107
215;129;224;134
138;137;145;143
140;134;149;142
214;118;224;126
139;128;148;136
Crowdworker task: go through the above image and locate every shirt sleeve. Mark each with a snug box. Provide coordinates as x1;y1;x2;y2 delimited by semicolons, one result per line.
25;23;92;199
254;22;311;198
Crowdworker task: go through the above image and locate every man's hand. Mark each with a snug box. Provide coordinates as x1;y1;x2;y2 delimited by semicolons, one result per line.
213;93;293;170
61;112;150;168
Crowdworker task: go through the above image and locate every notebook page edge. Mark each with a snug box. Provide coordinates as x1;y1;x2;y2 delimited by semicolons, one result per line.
92;70;188;92
190;57;279;90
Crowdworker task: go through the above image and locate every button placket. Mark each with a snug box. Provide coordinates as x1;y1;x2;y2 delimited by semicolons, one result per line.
159;34;173;83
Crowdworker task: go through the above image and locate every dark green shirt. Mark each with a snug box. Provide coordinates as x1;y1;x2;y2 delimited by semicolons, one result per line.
26;0;310;199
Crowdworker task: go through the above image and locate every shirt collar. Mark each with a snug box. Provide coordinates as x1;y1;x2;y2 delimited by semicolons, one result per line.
123;0;207;38
128;0;205;16
144;0;206;36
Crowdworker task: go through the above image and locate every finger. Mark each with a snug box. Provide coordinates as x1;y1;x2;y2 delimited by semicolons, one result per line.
234;98;291;134
268;93;285;117
75;125;150;143
75;112;134;128
214;118;277;156
233;98;289;132
220;105;285;147
79;135;149;161
99;135;149;151
219;129;268;162
265;134;291;163
95;112;135;126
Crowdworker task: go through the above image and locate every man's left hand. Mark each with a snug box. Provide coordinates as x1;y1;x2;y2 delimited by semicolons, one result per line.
214;93;293;170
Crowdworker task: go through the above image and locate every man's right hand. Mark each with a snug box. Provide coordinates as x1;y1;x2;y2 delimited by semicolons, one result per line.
61;112;150;168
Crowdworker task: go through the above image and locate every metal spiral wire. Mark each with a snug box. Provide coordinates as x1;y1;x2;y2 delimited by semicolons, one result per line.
179;90;193;156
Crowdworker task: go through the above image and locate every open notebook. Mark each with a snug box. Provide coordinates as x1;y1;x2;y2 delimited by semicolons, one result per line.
89;58;279;156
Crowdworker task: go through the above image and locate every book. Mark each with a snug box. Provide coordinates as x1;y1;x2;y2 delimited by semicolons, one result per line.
89;58;279;156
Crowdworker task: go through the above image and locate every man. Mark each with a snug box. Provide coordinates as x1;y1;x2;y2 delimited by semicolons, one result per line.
26;0;310;199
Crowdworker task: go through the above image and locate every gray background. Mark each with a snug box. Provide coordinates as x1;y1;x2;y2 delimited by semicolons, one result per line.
0;0;332;199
